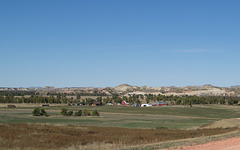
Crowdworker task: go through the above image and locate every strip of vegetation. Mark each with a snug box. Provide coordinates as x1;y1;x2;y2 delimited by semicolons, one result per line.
124;129;240;150
0;123;237;150
1;94;240;106
0;91;36;96
32;107;48;117
60;108;100;116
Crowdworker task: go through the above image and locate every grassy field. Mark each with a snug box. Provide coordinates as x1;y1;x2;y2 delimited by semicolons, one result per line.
0;123;237;150
0;104;240;149
1;104;240;129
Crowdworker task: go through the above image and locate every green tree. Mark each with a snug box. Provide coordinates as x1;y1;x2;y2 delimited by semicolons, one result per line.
75;110;82;116
61;108;68;115
32;107;41;116
96;97;102;102
32;107;48;116
83;109;91;116
76;94;81;100
92;109;100;116
40;108;48;116
146;98;150;104
66;110;73;116
113;97;122;104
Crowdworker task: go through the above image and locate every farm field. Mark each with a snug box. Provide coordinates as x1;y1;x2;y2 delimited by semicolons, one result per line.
1;104;240;129
0;104;240;149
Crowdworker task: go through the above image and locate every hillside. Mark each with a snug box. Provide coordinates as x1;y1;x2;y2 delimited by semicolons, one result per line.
1;84;240;97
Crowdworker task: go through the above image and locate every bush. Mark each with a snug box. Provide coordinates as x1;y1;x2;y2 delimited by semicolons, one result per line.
61;108;68;115
92;109;100;116
32;107;48;117
40;108;48;116
61;108;73;116
83;109;91;116
32;107;40;116
75;110;82;116
66;110;73;116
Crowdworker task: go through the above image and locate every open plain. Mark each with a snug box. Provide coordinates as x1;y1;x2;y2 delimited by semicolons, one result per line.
1;104;240;149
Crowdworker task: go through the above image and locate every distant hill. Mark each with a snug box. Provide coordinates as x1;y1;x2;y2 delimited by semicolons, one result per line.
1;84;240;97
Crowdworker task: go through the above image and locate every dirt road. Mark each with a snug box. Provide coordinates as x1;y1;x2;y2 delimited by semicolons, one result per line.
166;137;240;150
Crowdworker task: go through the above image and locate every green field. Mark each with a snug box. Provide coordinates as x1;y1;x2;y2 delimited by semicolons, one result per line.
1;104;240;129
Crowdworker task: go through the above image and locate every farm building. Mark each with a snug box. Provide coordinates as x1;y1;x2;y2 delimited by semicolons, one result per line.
6;105;16;108
92;101;102;106
40;104;49;107
141;104;152;107
122;101;129;105
151;102;168;106
106;103;113;105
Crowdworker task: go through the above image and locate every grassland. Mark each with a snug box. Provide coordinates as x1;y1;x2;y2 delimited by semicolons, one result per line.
1;104;240;129
0;123;237;150
0;104;240;149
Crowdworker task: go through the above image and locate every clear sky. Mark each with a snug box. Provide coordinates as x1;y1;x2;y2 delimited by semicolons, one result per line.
1;0;240;87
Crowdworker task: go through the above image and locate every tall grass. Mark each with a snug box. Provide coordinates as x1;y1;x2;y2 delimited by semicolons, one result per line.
0;123;237;150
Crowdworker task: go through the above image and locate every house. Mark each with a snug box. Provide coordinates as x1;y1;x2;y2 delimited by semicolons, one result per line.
92;101;102;106
122;101;129;105
6;105;16;108
40;104;49;107
141;104;152;107
106;103;114;105
152;102;168;106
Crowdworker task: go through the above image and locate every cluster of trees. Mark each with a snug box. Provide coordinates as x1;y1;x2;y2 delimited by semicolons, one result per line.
32;107;100;117
60;108;99;116
80;94;142;105
32;107;48;116
83;94;240;106
144;94;240;105
0;91;37;96
1;92;240;106
0;95;72;104
61;108;74;116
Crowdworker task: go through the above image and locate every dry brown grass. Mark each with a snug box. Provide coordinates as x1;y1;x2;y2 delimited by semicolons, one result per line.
0;123;237;150
200;118;240;129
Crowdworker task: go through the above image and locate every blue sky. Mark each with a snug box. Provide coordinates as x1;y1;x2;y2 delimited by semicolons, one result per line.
1;0;240;87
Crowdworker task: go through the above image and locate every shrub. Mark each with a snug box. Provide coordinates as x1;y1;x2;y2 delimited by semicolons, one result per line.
83;109;91;116
32;107;48;117
92;109;100;116
40;108;48;116
75;110;82;116
32;107;40;116
66;110;73;116
61;108;73;116
61;108;68;115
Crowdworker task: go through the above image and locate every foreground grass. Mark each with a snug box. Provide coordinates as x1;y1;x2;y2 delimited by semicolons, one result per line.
0;123;237;150
124;129;240;150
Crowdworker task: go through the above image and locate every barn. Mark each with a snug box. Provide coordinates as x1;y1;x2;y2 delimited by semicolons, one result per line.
152;102;168;106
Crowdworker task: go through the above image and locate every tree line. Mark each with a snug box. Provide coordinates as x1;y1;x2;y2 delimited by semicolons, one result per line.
0;95;72;104
0;93;240;106
143;94;240;105
0;91;37;96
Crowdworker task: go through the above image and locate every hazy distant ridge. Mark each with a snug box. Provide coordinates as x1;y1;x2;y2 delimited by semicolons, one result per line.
1;84;240;97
